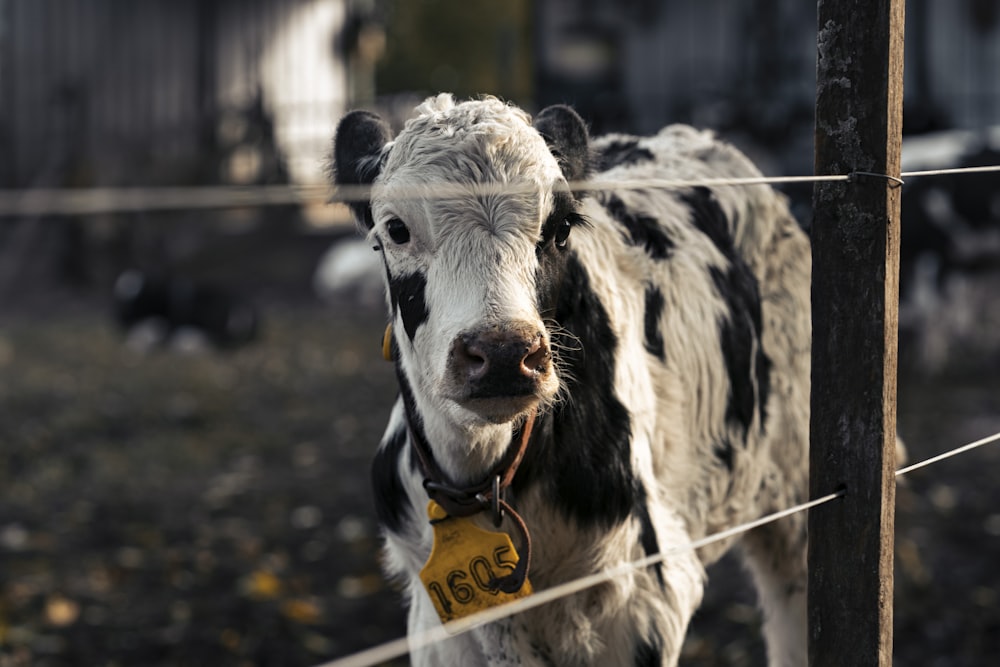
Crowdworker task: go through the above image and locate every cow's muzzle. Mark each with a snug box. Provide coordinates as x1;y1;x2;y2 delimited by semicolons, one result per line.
448;323;553;422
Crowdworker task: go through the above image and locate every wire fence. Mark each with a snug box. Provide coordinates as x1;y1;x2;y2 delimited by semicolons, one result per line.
2;149;997;666
1;165;999;217
0;184;331;217
318;430;1000;667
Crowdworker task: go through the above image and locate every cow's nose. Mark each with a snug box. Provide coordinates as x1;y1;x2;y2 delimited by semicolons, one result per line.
451;325;551;398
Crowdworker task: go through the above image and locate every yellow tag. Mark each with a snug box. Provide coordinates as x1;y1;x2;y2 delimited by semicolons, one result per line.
381;323;393;361
419;501;533;626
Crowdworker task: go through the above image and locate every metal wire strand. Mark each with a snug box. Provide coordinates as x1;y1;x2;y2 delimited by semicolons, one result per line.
1;163;998;216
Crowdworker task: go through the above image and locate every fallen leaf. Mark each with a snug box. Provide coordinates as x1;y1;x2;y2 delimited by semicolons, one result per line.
280;598;323;624
244;570;283;599
45;595;80;627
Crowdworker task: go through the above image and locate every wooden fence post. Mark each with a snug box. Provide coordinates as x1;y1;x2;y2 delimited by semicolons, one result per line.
809;1;905;666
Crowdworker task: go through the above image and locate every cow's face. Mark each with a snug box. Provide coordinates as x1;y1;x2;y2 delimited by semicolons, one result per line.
334;95;590;429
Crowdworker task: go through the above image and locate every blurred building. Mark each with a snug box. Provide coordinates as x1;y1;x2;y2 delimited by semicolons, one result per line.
535;0;814;138
535;0;1000;170
0;0;380;190
0;0;383;298
907;0;1000;133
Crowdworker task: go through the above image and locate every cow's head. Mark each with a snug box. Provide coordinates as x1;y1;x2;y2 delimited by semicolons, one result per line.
333;95;590;432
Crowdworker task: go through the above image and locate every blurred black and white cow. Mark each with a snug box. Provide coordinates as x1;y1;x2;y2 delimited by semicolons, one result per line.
113;269;259;351
333;95;811;666
898;133;1000;371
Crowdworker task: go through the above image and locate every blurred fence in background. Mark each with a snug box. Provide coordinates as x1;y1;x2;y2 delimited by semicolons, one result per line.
4;1;1000;191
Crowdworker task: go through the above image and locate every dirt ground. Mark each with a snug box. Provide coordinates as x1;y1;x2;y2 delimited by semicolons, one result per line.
1;250;999;666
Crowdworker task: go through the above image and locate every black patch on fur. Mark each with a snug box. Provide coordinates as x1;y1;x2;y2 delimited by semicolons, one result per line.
596;139;654;172
516;252;638;529
535;194;585;318
713;438;735;471
388;272;428;341
634;626;664;667
710;263;771;440
682;185;772;437
635;487;665;589
681;186;731;254
601;193;674;260
643;286;666;360
370;423;411;534
394;370;435;477
396;371;426;447
757;346;771;428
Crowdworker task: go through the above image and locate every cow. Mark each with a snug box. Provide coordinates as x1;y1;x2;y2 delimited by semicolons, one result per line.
896;140;1000;372
332;94;812;667
112;269;259;351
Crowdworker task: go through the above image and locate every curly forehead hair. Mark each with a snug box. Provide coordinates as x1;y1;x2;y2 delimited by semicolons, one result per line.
382;94;556;186
408;94;533;132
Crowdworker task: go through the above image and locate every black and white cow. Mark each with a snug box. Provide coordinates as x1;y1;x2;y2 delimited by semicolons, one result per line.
333;95;811;666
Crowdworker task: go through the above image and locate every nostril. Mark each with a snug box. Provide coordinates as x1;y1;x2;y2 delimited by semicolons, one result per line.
456;338;490;379
521;337;550;376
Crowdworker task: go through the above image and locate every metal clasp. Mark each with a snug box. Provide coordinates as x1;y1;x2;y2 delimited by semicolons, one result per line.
474;475;504;527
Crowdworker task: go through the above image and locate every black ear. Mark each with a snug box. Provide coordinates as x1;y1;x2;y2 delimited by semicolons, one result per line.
333;110;393;228
533;105;591;183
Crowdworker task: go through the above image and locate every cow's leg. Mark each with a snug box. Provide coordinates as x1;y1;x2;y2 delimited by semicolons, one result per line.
739;489;808;667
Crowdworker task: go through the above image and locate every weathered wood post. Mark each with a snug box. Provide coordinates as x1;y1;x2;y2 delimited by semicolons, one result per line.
809;0;905;665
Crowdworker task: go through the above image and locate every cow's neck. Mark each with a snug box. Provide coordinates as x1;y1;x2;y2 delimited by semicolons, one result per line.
415;409;518;486
397;369;522;487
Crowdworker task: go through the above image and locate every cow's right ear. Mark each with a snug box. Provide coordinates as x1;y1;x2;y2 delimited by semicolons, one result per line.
533;105;591;183
333;110;393;229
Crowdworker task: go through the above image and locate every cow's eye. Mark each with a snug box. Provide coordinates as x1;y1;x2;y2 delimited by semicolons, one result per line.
386;218;410;244
554;218;572;247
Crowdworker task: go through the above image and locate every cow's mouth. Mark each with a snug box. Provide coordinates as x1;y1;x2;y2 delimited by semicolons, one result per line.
460;393;541;424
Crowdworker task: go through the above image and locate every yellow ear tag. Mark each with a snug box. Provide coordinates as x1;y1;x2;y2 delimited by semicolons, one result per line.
381;323;393;361
419;501;533;627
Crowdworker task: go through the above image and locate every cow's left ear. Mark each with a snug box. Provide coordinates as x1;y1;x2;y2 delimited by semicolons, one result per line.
534;105;591;182
333;110;393;229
